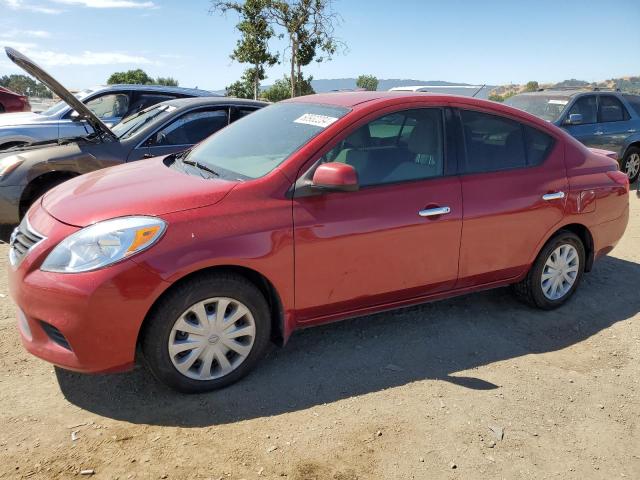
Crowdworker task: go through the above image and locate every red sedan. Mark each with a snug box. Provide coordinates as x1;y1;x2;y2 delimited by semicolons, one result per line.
0;86;30;113
8;92;629;393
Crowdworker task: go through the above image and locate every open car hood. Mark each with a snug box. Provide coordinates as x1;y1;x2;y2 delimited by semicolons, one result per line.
5;47;116;141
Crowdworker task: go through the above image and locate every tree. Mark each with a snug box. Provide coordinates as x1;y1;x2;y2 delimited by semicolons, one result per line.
155;77;179;87
263;0;340;98
226;68;258;98
262;74;314;102
356;74;378;91
210;0;278;100
107;69;155;85
524;81;539;92
0;74;52;98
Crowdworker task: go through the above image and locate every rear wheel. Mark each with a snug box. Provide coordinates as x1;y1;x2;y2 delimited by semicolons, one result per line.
622;146;640;183
141;273;271;393
513;231;585;309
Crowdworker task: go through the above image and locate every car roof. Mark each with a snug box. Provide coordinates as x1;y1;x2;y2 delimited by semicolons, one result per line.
88;84;220;97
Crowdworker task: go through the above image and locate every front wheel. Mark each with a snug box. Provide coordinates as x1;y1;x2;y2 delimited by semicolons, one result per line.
621;147;640;183
513;231;585;309
141;273;271;393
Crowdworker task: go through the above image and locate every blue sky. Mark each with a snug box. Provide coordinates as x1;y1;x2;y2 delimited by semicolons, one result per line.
0;0;638;90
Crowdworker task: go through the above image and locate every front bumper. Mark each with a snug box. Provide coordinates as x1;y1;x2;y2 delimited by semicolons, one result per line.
0;185;25;225
8;206;170;373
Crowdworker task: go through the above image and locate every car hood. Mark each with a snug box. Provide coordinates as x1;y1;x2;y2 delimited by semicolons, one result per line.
5;47;115;140
0;111;46;127
41;157;238;227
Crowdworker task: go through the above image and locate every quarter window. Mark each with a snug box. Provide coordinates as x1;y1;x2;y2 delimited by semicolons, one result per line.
320;109;444;187
599;95;629;123
460;110;526;173
150;109;229;146
566;95;597;124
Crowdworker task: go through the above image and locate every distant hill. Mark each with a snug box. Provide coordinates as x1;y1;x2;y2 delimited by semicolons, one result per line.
491;76;640;100
308;78;482;92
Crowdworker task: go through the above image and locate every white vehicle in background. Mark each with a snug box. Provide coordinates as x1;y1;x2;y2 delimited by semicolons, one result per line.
389;85;492;99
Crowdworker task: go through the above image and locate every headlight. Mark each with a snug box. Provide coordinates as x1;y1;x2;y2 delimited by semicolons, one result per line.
0;156;23;176
41;216;166;273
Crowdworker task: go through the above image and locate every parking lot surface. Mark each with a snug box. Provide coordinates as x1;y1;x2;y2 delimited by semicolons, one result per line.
0;193;639;479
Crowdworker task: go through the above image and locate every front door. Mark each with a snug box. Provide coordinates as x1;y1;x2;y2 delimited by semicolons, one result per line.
293;107;462;322
562;94;601;147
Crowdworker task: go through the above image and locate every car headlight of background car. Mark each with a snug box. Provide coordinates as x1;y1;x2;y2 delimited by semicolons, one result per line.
41;216;166;273
0;155;24;177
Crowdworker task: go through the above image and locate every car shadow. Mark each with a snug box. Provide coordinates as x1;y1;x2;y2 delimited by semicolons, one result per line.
56;255;640;427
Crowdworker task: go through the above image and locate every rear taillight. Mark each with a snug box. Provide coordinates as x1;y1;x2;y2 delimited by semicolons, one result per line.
607;170;630;192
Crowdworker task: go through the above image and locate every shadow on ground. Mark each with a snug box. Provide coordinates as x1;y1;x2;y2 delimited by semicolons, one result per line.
56;254;640;427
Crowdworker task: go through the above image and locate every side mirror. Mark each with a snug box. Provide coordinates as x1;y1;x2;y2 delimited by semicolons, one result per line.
312;162;359;192
565;113;583;125
70;111;80;120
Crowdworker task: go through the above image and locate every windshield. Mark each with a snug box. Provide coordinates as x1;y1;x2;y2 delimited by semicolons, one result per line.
185;102;350;179
112;104;176;139
505;95;571;122
40;89;93;117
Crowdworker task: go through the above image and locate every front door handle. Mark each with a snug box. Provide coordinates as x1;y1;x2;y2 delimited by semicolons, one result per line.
542;191;566;201
594;131;604;136
143;153;153;159
418;206;451;217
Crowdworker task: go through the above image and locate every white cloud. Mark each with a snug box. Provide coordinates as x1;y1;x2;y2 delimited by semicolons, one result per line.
0;29;51;39
29;50;156;66
1;0;61;14
51;0;155;8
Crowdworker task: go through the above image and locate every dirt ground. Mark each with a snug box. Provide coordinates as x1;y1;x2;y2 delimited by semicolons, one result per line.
1;192;639;480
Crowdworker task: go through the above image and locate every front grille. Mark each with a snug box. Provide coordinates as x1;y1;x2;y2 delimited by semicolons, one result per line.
9;216;45;267
40;321;72;350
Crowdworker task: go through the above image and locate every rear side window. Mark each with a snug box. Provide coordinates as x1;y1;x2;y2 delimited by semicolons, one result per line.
524;125;555;166
566;95;597;124
460;110;526;173
623;94;640;116
599;95;629;123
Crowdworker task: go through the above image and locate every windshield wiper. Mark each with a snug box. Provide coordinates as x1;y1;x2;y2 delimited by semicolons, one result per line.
181;158;219;178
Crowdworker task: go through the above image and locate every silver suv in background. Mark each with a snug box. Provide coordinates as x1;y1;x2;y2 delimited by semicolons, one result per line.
506;88;640;182
0;48;218;150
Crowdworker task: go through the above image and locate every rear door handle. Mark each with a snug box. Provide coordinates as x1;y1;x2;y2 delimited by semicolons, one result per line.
542;191;565;201
418;206;451;217
594;131;604;136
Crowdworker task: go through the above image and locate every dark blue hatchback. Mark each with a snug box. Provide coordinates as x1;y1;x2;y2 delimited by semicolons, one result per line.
506;89;640;182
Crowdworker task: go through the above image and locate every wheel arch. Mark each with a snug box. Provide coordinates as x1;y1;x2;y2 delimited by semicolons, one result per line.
537;223;595;273
19;170;79;218
137;264;286;350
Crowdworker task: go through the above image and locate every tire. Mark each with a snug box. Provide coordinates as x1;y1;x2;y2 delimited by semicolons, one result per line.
621;146;640;183
513;231;585;310
19;176;72;219
141;273;271;393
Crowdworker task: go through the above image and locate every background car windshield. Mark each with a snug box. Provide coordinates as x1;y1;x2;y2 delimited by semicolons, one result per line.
111;104;175;139
40;89;93;116
505;95;570;122
185;102;349;179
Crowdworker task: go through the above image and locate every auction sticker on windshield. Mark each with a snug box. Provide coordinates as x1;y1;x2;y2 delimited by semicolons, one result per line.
294;113;339;128
548;99;569;105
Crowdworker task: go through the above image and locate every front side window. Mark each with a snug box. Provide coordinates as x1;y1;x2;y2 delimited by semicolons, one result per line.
460;110;526;173
319;108;444;187
566;95;597;124
151;109;229;146
184;102;349;179
85;93;130;119
111;104;175;140
599;95;629;123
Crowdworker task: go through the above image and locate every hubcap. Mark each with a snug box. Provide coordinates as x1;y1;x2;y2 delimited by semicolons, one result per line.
168;297;256;381
625;153;640;179
541;244;579;300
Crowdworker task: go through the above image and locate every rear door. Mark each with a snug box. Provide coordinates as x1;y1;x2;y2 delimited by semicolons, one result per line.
454;107;567;288
129;107;230;161
292;106;463;322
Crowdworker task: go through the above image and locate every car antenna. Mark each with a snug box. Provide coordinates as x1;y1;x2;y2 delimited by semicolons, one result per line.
472;84;486;98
